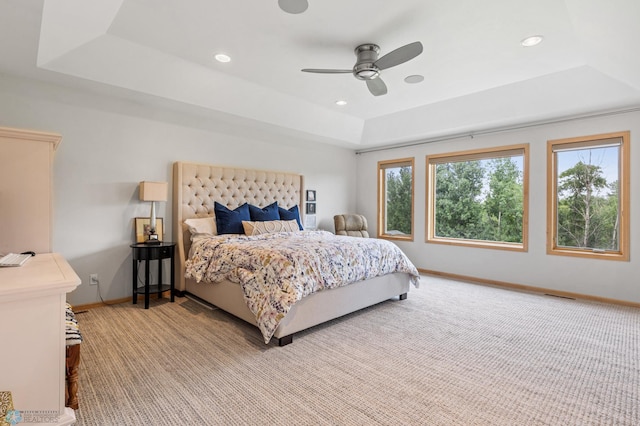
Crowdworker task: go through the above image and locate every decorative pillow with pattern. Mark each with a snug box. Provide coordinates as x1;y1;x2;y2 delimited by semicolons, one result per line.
242;219;300;236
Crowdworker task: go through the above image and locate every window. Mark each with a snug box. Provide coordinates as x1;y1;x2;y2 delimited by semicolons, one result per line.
378;158;414;241
547;132;629;260
426;144;529;251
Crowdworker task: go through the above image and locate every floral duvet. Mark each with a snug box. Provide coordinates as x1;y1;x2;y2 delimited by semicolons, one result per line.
185;230;420;343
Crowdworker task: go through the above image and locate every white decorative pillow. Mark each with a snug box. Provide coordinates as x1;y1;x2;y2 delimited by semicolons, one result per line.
184;217;217;241
242;219;300;236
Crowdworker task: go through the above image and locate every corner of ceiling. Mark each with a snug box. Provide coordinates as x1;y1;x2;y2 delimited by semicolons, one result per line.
38;0;123;67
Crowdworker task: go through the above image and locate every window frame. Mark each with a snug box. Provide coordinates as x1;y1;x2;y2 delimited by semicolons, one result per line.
377;157;415;241
426;144;529;251
547;131;630;261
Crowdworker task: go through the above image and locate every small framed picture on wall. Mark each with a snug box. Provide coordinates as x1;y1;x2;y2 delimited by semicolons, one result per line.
134;217;164;243
306;190;316;202
306;202;316;215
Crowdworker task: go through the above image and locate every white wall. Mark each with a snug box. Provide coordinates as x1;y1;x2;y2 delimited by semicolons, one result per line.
357;110;640;304
3;72;638;306
0;75;357;305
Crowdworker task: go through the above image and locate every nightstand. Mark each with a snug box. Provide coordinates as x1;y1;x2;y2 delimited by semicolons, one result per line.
130;242;176;309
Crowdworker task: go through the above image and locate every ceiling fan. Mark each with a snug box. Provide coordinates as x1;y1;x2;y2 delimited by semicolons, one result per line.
301;41;423;96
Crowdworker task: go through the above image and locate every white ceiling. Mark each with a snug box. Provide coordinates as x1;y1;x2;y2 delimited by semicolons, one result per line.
1;0;639;149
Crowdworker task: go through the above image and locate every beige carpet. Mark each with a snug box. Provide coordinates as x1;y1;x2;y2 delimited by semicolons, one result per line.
74;276;639;425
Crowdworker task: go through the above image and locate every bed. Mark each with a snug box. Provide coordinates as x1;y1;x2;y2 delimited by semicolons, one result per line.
172;161;419;345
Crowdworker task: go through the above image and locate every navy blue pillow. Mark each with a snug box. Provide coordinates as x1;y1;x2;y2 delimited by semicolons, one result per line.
214;202;250;234
278;205;303;230
249;201;280;221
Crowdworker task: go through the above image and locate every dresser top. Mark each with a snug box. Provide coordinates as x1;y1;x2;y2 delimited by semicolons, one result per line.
0;253;80;301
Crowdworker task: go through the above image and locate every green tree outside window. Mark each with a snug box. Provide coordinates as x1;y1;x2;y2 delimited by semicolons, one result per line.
427;145;528;250
378;158;414;240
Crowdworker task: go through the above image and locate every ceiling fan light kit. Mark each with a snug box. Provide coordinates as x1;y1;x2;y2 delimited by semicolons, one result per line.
353;44;381;80
302;41;423;96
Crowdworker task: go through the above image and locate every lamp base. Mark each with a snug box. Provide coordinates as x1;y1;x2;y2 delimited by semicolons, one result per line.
145;233;161;245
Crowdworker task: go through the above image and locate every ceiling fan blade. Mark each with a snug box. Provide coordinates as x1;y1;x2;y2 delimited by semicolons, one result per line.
301;68;352;74
366;77;387;96
374;41;423;70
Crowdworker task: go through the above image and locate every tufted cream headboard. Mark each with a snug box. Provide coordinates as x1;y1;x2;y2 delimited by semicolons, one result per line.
172;161;304;291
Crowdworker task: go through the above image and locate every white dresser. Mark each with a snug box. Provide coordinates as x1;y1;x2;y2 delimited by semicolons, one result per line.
0;126;79;425
0;253;80;425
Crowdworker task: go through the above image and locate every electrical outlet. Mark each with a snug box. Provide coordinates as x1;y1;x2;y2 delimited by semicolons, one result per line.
89;273;99;285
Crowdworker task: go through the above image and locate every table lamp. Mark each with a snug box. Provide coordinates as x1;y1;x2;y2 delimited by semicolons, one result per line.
139;181;168;245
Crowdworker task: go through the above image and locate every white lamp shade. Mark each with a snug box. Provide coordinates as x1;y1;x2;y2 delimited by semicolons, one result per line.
139;181;168;202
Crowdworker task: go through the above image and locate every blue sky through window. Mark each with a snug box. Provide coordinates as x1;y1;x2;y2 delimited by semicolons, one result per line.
556;146;619;196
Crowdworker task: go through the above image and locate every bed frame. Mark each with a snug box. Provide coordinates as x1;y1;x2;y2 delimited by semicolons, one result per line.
172;161;411;345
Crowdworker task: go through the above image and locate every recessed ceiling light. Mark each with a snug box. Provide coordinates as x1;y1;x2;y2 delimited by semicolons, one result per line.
335;100;347;106
278;0;308;14
404;75;424;84
521;35;543;47
214;53;231;63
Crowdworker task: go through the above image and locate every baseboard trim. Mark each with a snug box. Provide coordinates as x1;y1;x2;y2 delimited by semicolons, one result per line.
419;268;640;309
72;291;171;311
74;273;640;311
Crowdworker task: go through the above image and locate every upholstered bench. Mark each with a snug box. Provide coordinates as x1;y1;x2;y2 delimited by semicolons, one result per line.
65;303;82;409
